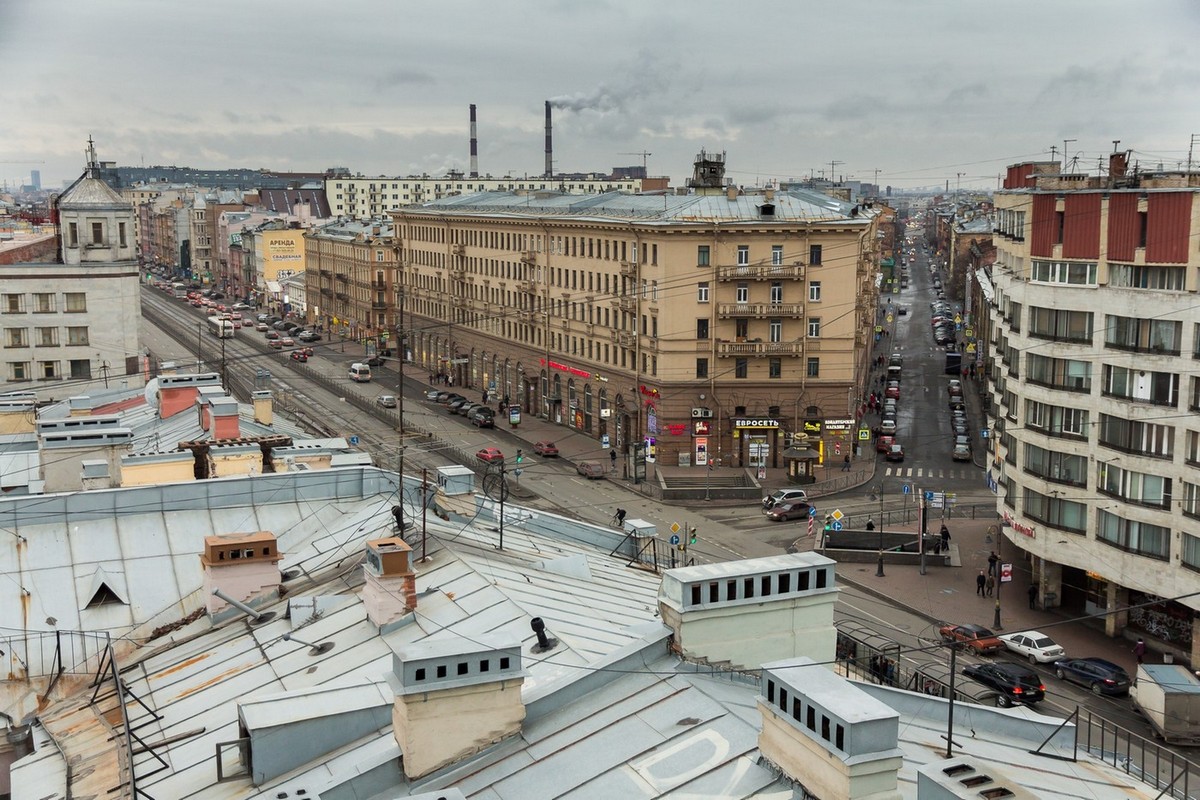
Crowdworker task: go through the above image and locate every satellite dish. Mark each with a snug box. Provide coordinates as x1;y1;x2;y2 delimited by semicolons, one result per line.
144;377;160;409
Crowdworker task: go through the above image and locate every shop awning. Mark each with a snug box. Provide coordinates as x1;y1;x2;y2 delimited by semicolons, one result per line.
266;280;282;293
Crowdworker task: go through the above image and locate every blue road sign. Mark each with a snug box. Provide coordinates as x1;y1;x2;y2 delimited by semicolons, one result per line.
808;506;818;517
980;429;990;439
349;435;360;446
669;534;680;545
903;484;912;495
924;490;935;501
831;521;843;531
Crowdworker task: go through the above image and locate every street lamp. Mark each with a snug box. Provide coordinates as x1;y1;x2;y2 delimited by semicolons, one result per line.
870;484;885;577
992;523;1003;630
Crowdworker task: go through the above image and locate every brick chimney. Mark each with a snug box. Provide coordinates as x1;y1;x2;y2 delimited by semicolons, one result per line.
158;373;221;420
391;635;526;779
362;537;417;630
200;531;282;622
209;396;240;440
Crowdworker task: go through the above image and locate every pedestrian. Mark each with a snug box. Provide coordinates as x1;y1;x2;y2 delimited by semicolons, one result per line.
976;570;986;596
1134;638;1147;664
987;550;998;576
428;373;434;385
842;454;851;472
1027;583;1038;609
482;390;489;404
940;524;951;551
985;574;995;596
610;449;617;471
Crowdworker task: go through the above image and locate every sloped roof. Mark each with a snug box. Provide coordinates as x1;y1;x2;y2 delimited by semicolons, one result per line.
258;188;331;218
58;175;130;210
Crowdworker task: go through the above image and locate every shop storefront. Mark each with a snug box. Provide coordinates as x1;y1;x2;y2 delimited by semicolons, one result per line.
733;418;781;473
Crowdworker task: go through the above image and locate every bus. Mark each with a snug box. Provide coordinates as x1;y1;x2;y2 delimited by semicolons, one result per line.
208;316;235;339
171;282;188;299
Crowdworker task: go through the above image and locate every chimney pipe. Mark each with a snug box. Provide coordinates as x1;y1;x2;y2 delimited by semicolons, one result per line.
544;101;553;179
469;104;479;179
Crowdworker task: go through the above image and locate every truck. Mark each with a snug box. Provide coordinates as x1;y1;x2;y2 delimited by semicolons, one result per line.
1131;663;1200;746
208;316;235;339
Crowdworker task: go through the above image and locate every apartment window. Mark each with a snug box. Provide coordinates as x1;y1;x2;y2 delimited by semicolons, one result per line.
66;327;88;346
4;328;27;348
735;319;748;339
34;327;57;347
1098;414;1173;458
7;362;29;381
118;222;127;248
38;360;58;380
697;245;710;267
696;319;709;340
1023;444;1086;486
771;245;783;266
3;294;23;314
737;245;749;266
696;357;708;379
1183;532;1200;571
1109;263;1186;291
808;281;822;302
1185;483;1200;521
1192;377;1200;412
807;318;821;338
1102;365;1179;406
769;281;783;304
769;319;782;342
1096;509;1169;560
69;359;91;379
1028;307;1093;343
1025;354;1090;392
33;293;55;314
807;357;820;377
68;223;78;247
1025;400;1088;439
64;293;86;313
809;244;822;265
768;358;782;379
1098;463;1171;509
651;280;658;301
91;222;103;245
1105;316;1181;354
1030;260;1097;285
735;358;748;379
1022;488;1087;534
697;282;709;302
736;283;749;304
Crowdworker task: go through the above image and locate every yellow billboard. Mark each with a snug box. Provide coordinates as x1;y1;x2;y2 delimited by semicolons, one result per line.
262;230;306;281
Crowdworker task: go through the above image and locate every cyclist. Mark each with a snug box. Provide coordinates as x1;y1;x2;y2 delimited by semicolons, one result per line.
613;508;627;527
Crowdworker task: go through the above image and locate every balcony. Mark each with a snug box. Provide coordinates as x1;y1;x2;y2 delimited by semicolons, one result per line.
452;243;465;256
610;330;635;348
372;280;386;291
716;340;805;357
449;264;466;279
335;292;350;302
372;297;388;310
521;279;537;294
610;295;635;312
335;273;349;283
520;250;536;264
319;287;333;297
716;263;805;281
619;260;636;277
717;302;805;318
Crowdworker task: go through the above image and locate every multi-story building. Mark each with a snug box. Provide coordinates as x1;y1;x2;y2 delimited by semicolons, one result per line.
304;218;397;342
1;140;143;393
391;154;881;470
327;171;664;222
988;151;1200;663
188;190;246;284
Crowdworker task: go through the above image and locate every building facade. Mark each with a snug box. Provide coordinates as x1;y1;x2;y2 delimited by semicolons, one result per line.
988;152;1200;663
304;219;397;342
391;171;880;471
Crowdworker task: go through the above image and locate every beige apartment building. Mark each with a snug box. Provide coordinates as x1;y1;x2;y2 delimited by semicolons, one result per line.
304;218;398;343
392;159;881;470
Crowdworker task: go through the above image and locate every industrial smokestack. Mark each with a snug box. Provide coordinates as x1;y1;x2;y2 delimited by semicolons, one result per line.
544;101;553;179
469;104;479;179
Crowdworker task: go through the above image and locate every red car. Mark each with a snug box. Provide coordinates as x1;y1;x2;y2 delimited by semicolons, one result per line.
476;447;505;464
280;337;295;347
533;441;559;457
885;383;900;399
875;434;895;453
939;623;1004;655
290;350;308;362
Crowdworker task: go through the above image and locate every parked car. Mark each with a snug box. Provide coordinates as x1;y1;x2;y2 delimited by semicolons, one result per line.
366;355;385;367
280;337;295;347
425;389;441;400
257;313;269;322
948;379;963;397
297;330;321;342
876;434;896;453
232;302;250;311
439;393;464;406
952;444;972;462
963;662;1045;707
269;338;283;349
470;408;495;428
448;398;470;413
1052;658;1131;696
533;441;559;457
576;461;605;479
457;403;482;417
476;447;505;464
376;394;397;408
273;320;291;330
880;418;897;435
763;488;809;510
255;322;269;332
767;500;812;522
885;444;905;462
999;631;1066;664
939;623;1004;655
289;350;308;362
885;383;900;400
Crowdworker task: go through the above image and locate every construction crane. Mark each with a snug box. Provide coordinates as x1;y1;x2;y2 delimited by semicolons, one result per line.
619;151;652;174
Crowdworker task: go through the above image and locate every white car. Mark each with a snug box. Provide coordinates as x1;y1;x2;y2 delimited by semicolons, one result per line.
999;631;1065;664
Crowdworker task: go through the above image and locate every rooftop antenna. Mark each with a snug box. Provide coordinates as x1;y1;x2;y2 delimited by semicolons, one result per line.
1063;138;1077;172
281;632;335;656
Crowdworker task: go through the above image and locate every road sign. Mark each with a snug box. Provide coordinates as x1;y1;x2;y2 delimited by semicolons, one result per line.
808;506;817;517
349;435;360;446
980;429;990;439
669;534;680;545
858;428;870;441
601;434;610;449
902;484;911;495
831;509;844;522
670;522;681;534
924;490;935;502
831;521;843;531
1000;562;1013;583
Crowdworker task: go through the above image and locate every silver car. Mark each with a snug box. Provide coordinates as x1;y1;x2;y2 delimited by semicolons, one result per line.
763;488;809;510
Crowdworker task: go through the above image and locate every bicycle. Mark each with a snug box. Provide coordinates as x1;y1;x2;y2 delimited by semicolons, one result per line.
611;509;627;528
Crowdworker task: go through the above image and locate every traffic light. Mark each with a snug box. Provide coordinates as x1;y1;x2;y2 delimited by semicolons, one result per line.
689;526;698;545
515;449;524;465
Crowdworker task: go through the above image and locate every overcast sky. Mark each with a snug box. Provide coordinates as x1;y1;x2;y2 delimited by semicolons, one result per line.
4;0;1200;192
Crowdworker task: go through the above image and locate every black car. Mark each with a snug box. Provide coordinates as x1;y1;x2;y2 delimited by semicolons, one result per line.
1052;658;1131;696
470;408;495;428
962;662;1045;707
366;355;385;367
447;398;470;413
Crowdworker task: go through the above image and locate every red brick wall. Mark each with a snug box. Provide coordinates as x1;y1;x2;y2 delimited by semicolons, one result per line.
0;237;58;265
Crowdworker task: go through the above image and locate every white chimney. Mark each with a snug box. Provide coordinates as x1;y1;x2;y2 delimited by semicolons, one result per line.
201;531;282;622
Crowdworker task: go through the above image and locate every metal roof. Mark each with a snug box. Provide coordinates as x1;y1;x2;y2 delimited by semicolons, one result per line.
58;174;129;209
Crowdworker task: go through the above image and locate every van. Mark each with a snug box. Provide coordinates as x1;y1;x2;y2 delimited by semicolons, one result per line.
349;363;372;382
886;365;902;383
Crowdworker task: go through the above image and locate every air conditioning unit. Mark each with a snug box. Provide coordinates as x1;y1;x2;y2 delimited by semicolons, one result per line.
691;408;704;418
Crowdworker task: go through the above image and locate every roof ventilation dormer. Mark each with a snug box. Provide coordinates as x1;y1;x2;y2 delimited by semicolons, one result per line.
390;634;527;779
917;755;1034;799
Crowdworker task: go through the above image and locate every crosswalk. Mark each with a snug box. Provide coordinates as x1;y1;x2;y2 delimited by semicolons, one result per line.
881;466;980;479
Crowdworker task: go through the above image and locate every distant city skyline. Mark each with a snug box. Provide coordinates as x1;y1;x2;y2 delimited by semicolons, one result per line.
4;0;1199;191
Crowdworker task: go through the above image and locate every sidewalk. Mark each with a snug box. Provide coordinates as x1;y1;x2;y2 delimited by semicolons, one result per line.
823;516;1143;677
